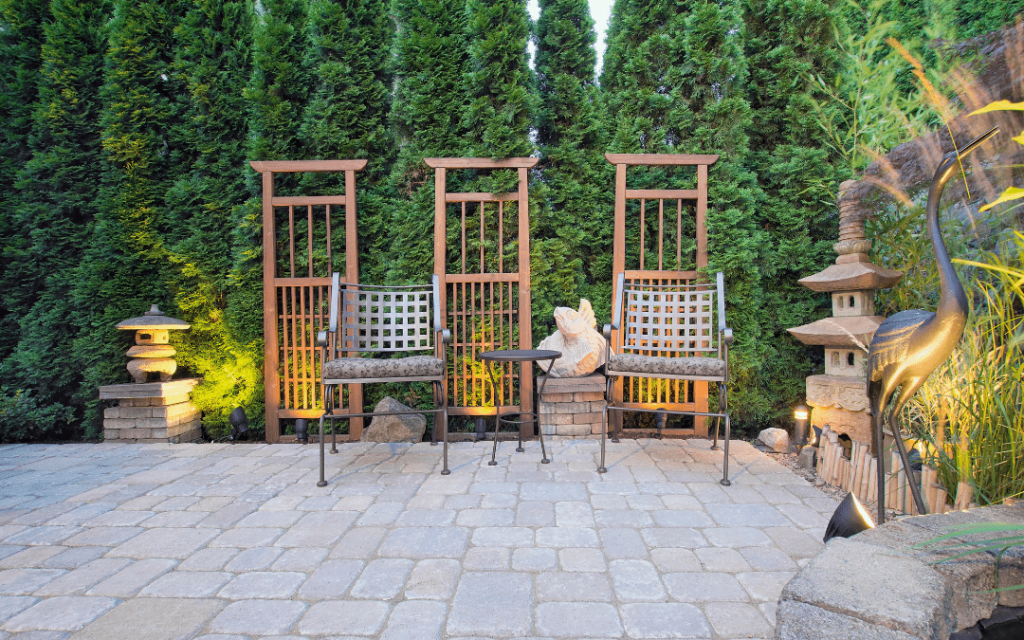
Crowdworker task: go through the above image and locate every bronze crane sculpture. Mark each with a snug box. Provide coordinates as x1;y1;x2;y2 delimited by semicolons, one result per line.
868;126;999;524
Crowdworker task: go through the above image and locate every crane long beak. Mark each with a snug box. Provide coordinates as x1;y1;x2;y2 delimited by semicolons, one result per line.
956;126;1000;160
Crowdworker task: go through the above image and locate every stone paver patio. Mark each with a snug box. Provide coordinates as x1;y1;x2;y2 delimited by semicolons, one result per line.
0;438;838;640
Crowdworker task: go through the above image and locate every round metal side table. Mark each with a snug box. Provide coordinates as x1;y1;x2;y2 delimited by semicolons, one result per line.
477;349;561;466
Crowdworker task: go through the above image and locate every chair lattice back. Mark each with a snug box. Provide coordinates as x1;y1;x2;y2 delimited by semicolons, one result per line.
621;282;717;355
339;284;435;353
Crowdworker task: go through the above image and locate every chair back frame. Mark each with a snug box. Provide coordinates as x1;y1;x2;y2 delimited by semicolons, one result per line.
614;272;727;362
322;273;445;363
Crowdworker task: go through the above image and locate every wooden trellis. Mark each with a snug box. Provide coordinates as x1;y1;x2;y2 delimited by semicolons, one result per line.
606;153;719;436
426;158;537;437
251;160;364;442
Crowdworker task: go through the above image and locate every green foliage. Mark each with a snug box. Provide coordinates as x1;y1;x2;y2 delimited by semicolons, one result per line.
0;0;111;436
387;0;471;284
0;0;1020;444
0;386;76;443
533;0;614;330
885;213;1024;507
245;0;310;162
165;0;259;439
808;0;962;173
300;0;394;284
951;0;1024;39
0;0;51;358
72;0;189;435
743;0;848;427
462;0;535;159
603;0;783;432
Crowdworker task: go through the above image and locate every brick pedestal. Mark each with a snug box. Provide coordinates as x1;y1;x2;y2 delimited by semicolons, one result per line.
100;379;201;443
537;374;606;437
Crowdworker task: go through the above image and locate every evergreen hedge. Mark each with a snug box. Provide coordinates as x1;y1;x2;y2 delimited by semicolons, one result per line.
0;0;1019;442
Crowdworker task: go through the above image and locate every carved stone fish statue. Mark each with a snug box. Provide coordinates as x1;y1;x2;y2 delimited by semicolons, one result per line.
537;299;608;377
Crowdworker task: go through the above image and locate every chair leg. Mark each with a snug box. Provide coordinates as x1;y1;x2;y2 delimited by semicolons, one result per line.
318;413;328;487
330;411;338;454
711;382;724;451
598;404;608;474
610;374;620;443
438;381;450;476
720;415;731;486
431;382;438;447
489;411;500;466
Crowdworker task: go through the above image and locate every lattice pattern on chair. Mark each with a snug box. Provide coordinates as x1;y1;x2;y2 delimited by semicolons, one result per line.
340;288;433;352
622;286;716;354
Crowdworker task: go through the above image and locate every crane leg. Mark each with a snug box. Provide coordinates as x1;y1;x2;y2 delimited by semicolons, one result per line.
873;409;887;524
888;409;928;516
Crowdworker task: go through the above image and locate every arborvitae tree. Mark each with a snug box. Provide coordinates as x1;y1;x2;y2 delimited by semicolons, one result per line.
71;0;188;435
462;0;535;160
299;0;394;283
743;0;847;424
533;0;613;326
0;0;111;440
459;0;539;350
165;0;257;437
244;0;310;162
0;0;50;360
603;0;773;430
952;0;1023;38
387;0;471;283
229;0;311;435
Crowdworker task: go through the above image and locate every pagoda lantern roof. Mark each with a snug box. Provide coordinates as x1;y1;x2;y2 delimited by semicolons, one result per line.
798;256;902;293
787;315;884;348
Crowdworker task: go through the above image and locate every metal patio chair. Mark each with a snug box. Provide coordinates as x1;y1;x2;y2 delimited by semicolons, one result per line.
316;274;451;485
600;272;734;485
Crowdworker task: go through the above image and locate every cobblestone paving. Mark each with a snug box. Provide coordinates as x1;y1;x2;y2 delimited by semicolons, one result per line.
0;438;837;639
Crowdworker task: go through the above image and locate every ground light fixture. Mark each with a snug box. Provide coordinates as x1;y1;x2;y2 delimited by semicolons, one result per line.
229;407;249;442
794;404;810;446
823;492;875;543
295;418;309;444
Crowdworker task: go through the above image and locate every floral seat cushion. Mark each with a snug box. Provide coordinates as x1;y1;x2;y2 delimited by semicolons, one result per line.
322;355;444;380
606;353;726;378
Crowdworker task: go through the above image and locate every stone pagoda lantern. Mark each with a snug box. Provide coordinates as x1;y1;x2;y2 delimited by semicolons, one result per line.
788;181;903;444
116;304;190;383
99;304;200;444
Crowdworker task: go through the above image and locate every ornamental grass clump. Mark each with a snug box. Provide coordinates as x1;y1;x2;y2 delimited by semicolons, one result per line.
905;232;1024;506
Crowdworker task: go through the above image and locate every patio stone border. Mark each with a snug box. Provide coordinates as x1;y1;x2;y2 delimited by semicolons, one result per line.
775;502;1024;639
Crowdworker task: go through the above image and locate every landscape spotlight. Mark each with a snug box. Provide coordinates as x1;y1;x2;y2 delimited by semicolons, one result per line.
823;492;875;543
229;407;249;442
295;418;309;444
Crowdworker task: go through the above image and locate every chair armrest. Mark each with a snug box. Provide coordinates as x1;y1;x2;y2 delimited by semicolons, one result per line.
316;331;330;348
328;272;340;334
603;323;616;341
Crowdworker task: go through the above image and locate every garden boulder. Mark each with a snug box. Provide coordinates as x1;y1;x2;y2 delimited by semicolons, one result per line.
361;397;426;443
757;427;790;453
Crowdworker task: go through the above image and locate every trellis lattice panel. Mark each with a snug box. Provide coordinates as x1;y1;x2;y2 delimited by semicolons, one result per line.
606;154;719;436
251;160;364;442
276;282;331;417
447;278;522;412
426;158;536;430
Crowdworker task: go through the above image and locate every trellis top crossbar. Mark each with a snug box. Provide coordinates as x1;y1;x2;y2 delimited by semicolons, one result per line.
604;154;719;166
249;160;368;173
423;157;539;169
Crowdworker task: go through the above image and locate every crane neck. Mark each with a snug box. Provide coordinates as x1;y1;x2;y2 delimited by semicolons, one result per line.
927;163;968;321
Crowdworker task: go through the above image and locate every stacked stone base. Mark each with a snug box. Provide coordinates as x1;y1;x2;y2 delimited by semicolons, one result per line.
100;379;201;443
537;374;606;437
